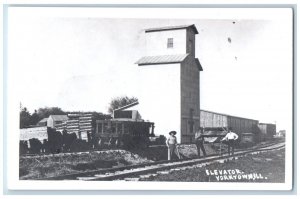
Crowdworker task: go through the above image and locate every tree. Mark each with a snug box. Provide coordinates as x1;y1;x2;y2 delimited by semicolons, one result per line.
36;107;66;120
20;105;67;128
108;96;138;114
20;107;31;128
91;112;112;120
29;110;40;126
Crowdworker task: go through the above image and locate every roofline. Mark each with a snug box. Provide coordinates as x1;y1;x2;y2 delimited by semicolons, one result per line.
137;55;203;71
138;61;183;66
259;123;276;125
113;101;139;112
195;58;203;71
96;119;154;124
145;24;199;34
135;54;189;66
49;115;69;121
200;109;259;122
38;118;48;122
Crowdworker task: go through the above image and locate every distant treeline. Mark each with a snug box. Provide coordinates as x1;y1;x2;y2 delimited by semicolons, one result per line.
19;104;110;129
20;96;137;128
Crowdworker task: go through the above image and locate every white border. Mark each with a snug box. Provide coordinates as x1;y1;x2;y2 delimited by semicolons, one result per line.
2;3;296;194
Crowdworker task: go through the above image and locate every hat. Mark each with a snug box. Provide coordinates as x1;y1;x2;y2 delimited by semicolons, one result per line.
169;131;177;135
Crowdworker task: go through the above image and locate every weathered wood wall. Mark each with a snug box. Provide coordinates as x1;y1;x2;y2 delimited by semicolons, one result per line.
200;110;259;137
56;113;93;141
258;123;276;140
200;110;227;128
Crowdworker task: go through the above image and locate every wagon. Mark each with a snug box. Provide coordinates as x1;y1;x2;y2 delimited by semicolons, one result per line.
95;119;155;149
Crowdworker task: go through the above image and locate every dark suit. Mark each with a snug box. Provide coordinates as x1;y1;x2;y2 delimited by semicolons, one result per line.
195;131;207;157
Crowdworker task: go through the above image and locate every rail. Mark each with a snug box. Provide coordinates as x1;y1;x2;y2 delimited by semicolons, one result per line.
37;140;285;181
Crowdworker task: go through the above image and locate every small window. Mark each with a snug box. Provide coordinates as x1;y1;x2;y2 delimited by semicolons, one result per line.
167;38;173;48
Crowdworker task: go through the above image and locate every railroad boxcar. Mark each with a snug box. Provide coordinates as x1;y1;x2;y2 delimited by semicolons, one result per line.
258;123;276;141
200;110;260;145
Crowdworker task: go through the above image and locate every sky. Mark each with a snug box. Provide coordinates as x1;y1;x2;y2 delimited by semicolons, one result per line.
8;7;293;133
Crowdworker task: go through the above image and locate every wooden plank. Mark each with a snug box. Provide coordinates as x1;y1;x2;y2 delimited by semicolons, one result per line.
79;127;92;131
79;122;92;125
79;120;92;123
79;117;92;119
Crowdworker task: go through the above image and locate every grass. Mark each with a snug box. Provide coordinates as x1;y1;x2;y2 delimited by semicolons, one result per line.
19;143;219;180
20;141;283;181
19;150;152;180
142;148;285;183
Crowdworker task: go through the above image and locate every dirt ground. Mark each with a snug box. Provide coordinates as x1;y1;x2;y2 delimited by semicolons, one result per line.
142;148;285;182
20;141;281;180
19;150;152;180
131;143;218;161
19;142;215;180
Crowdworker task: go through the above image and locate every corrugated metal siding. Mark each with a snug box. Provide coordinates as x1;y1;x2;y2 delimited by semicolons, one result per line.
136;54;189;65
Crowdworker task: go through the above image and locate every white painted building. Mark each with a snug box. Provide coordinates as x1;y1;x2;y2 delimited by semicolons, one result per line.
135;25;203;143
47;115;69;128
37;115;68;129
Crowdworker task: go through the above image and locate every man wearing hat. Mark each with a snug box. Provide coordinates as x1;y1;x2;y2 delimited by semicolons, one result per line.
166;131;180;160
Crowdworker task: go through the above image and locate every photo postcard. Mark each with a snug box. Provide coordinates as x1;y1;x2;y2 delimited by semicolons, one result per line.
4;6;294;191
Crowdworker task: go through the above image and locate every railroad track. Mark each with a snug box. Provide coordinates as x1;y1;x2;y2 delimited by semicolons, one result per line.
39;141;285;181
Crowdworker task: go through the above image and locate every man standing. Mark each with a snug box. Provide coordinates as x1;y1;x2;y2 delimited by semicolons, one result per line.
221;128;239;156
195;127;207;158
166;131;180;160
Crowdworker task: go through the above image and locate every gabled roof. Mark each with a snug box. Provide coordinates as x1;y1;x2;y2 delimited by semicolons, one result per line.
37;118;48;123
49;115;68;121
136;54;189;66
136;54;203;71
145;24;199;34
